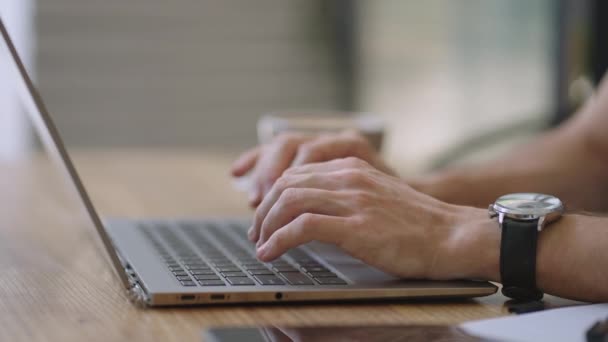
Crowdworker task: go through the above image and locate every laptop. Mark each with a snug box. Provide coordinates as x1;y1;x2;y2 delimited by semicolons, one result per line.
0;18;496;306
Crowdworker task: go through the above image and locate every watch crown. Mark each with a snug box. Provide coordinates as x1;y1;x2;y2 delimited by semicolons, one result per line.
488;204;498;218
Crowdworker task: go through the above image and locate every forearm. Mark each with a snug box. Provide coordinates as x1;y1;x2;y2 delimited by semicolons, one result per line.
411;83;608;211
446;208;608;302
412;121;608;211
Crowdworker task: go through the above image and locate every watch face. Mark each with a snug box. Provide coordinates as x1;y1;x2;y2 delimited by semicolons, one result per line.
493;193;563;217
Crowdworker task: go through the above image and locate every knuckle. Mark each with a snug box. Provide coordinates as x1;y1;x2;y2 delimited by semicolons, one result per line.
279;187;301;205
349;214;368;229
273;177;287;191
275;132;299;145
297;212;317;226
283;166;298;175
297;142;321;159
343;168;366;183
269;231;285;249
290;220;307;239
352;190;373;207
343;156;366;167
273;175;292;192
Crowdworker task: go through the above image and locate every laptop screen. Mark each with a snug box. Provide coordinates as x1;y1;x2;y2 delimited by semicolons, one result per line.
0;17;131;287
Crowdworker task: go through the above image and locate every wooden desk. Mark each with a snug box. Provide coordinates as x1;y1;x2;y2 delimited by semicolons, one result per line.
0;149;578;341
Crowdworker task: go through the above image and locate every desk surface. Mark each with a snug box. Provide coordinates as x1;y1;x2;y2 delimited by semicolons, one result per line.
0;149;579;342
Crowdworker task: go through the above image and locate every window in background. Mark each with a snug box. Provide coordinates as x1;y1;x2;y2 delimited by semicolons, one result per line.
0;0;35;160
356;0;556;173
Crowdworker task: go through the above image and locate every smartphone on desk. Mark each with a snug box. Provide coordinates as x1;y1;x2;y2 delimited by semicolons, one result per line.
204;325;479;342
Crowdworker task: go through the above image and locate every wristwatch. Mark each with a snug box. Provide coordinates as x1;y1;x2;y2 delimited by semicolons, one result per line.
489;193;564;301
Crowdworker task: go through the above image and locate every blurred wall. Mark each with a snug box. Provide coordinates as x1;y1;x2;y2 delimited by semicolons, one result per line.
33;0;560;174
36;0;340;148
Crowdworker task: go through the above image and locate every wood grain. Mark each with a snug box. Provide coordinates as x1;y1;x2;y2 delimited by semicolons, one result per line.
0;149;573;342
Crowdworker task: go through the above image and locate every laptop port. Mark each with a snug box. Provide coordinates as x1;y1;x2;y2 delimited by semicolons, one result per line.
181;295;195;301
210;294;225;300
275;292;283;300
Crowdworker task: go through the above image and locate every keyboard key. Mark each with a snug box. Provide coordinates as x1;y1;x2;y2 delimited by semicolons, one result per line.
216;266;242;272
298;260;322;266
187;265;211;271
273;265;298;272
226;277;255;286
221;271;247;277
178;254;197;259
271;260;290;266
184;261;208;266
190;269;216;275
212;261;236;267
176;275;192;281
301;266;328;273
173;271;189;277
239;259;260;264
255;275;285;285
308;271;337;278
285;249;311;260
194;274;221;281
181;258;203;263
249;269;274;275
199;280;226;286
281;272;315;285
315;277;347;285
180;280;197;286
243;264;268;270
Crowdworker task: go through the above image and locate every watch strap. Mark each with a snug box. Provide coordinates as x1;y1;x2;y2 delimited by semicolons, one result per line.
500;218;544;301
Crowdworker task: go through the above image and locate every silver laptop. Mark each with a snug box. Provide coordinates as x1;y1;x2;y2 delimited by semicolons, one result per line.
1;18;496;306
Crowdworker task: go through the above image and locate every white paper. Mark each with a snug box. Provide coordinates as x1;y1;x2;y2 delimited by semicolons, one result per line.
460;303;608;342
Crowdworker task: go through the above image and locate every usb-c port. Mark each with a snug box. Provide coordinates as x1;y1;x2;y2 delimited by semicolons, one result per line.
181;295;195;301
210;294;225;300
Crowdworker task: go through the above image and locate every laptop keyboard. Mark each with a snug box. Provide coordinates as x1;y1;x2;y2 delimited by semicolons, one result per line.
139;221;348;287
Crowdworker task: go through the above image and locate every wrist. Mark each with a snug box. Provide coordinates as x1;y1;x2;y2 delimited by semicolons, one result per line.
432;206;501;282
410;171;467;204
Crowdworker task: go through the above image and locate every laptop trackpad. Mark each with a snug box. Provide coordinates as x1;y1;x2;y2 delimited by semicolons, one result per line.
304;242;398;284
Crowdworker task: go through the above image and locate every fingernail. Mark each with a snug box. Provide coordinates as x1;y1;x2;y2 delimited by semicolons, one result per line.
257;242;269;259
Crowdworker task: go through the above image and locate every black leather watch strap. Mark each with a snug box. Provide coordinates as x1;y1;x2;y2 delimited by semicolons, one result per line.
500;218;544;301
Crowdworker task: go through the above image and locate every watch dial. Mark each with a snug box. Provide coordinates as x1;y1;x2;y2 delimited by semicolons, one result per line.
495;193;562;215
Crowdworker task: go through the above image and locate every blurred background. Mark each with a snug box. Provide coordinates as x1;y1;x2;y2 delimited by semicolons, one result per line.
1;0;606;174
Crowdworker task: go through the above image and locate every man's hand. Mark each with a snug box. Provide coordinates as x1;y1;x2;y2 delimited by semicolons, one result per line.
231;131;395;208
248;157;490;280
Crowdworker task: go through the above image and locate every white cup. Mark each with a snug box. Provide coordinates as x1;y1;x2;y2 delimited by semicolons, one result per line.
257;111;385;151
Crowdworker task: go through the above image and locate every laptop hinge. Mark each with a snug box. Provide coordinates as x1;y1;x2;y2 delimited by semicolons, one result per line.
112;243;152;307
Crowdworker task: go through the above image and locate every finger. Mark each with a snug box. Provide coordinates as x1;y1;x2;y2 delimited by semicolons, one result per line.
286;156;371;177
231;147;261;177
291;132;369;167
257;188;351;247
256;214;345;262
248;134;310;207
249;173;342;242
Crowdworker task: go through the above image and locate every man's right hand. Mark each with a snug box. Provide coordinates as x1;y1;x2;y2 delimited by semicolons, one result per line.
230;130;395;207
